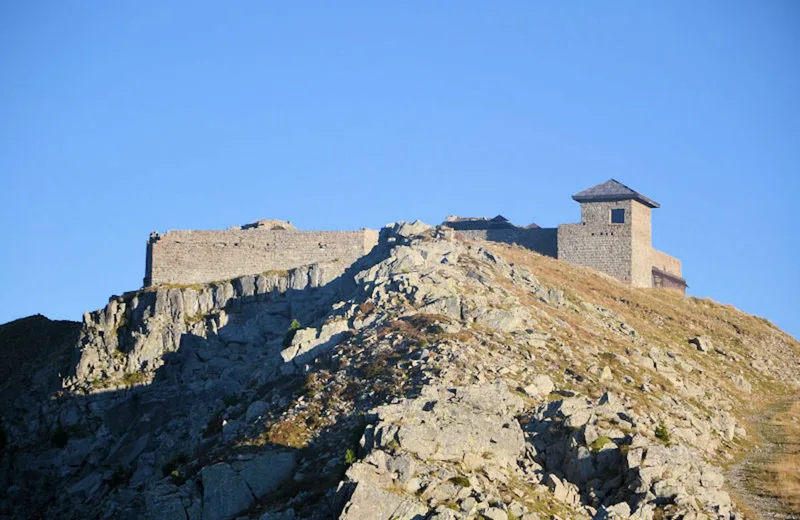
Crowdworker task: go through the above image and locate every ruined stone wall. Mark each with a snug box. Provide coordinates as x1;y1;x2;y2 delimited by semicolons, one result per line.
145;228;379;286
557;200;633;283
453;228;558;258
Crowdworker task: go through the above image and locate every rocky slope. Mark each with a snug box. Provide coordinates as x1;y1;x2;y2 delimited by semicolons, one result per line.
0;222;798;520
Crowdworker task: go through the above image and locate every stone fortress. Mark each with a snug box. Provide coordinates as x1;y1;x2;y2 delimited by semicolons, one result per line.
144;179;686;292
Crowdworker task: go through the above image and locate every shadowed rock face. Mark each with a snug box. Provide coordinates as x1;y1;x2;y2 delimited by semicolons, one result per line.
0;314;80;411
1;221;798;520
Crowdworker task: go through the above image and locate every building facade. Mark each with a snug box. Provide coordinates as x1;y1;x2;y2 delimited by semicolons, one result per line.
444;179;687;292
556;180;686;290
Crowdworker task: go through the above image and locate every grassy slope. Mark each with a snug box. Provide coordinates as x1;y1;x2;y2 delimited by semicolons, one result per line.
485;241;800;514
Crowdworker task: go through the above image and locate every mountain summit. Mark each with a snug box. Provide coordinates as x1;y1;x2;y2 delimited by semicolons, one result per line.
1;222;798;519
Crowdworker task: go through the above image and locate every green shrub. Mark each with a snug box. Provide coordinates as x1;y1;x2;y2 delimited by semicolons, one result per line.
655;421;671;444
590;435;613;453
283;319;302;348
345;448;357;465
363;358;387;379
121;371;148;387
169;469;186;486
162;453;189;477
448;475;471;487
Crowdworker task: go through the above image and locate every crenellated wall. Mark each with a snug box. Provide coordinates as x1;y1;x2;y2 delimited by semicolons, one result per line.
145;227;379;287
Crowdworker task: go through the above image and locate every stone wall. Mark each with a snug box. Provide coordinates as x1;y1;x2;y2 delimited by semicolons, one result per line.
453;228;558;258
145;228;379;286
557;200;634;283
651;249;682;279
630;201;654;288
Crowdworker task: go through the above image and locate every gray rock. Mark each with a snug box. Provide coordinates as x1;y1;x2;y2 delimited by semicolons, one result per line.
245;401;269;423
201;463;254;520
370;382;525;470
483;507;507;520
524;375;554;397
259;509;296;520
688;336;712;353
338;481;427;520
234;451;295;498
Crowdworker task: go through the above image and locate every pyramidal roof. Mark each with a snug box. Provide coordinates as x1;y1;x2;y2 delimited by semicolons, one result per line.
572;179;660;208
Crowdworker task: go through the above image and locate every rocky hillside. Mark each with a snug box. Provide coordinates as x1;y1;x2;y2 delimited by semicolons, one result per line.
0;222;798;520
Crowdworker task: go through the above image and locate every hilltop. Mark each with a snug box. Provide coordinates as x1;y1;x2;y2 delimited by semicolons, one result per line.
0;222;797;520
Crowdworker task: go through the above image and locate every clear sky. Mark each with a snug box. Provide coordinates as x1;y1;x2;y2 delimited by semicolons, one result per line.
1;2;798;339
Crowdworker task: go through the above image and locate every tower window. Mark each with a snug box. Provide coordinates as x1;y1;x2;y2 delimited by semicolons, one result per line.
611;209;625;224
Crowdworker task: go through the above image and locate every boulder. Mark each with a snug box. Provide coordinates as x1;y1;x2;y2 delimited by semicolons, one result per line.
524;375;554;397
233;451;295;498
688;336;712;353
370;382;525;470
201;463;254;520
338;481;427;520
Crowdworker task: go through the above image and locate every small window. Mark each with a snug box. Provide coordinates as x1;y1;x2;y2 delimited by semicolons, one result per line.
611;208;625;224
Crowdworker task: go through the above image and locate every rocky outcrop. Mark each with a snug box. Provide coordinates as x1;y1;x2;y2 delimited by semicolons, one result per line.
68;263;344;389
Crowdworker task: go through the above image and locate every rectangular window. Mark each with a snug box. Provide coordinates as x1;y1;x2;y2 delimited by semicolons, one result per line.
611;208;625;224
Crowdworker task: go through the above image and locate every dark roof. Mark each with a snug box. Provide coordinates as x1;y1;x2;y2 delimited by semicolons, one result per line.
491;215;509;222
572;179;660;208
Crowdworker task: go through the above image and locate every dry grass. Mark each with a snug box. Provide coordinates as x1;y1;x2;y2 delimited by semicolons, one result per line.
483;242;800;403
759;401;800;513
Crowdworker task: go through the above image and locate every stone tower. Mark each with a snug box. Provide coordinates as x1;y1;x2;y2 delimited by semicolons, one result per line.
557;179;686;291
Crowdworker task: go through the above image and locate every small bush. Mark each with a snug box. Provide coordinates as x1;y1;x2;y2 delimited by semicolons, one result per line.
590;435;613;453
363;358;387;379
169;469;186;486
162;453;189;477
357;301;375;315
345;448;357;465
121;371;148;387
655;421;671;444
268;417;310;449
283;319;302;348
448;475;471;487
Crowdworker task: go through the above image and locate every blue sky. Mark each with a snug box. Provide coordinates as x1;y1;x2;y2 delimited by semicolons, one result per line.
1;2;798;338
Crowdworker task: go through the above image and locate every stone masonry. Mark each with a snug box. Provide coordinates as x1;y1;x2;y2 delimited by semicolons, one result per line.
445;180;686;291
144;220;379;287
143;181;684;291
